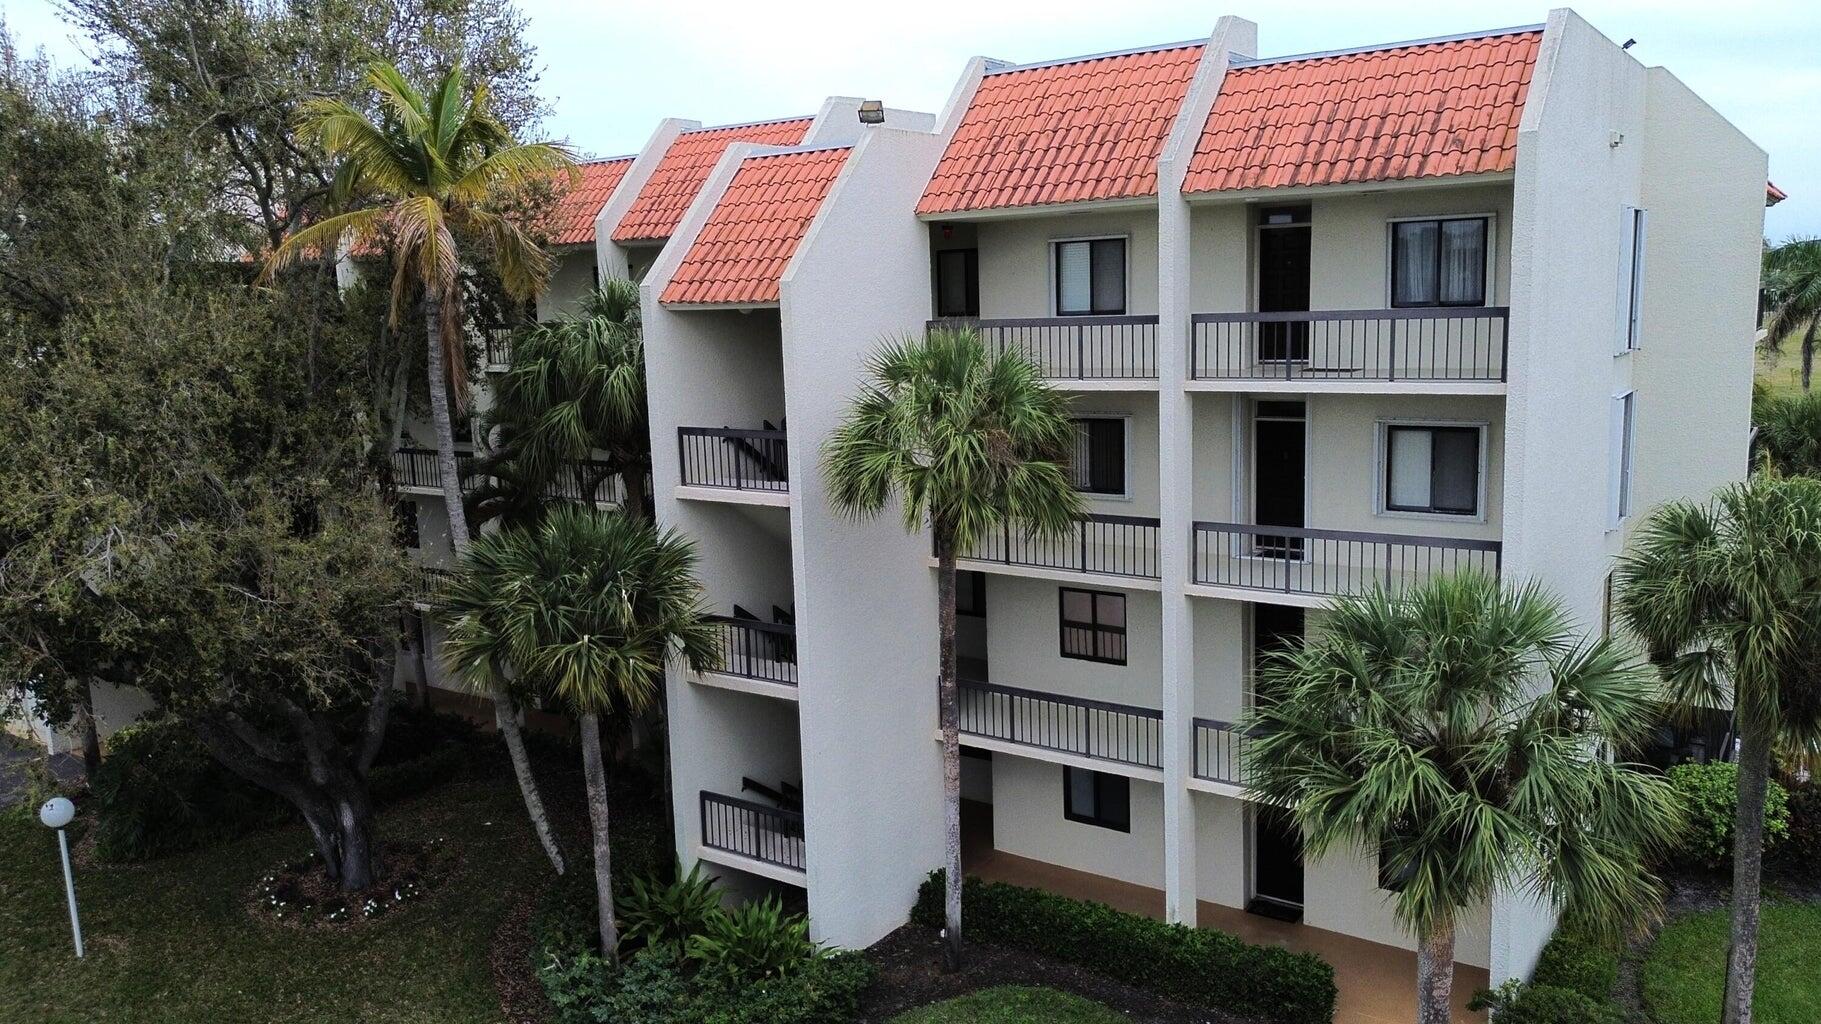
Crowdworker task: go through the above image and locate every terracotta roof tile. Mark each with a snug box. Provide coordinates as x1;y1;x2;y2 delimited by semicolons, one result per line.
1768;180;1787;205
546;157;633;246
612;117;814;243
660;147;851;306
1184;30;1542;194
918;43;1205;215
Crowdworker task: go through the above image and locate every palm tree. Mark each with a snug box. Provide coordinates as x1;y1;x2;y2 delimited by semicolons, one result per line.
822;327;1083;971
1245;573;1682;1024
1752;389;1821;477
437;506;717;955
263;60;578;875
1761;237;1821;392
473;279;650;525
1615;476;1821;1024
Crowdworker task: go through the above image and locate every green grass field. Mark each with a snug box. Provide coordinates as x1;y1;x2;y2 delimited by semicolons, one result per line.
1640;901;1821;1024
887;987;1129;1024
1757;347;1808;400
0;772;552;1024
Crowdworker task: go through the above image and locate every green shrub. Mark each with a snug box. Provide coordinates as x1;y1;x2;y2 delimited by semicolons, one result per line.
1471;980;1624;1024
693;951;872;1024
1777;778;1821;869
619;863;722;953
910;871;1335;1024
1530;929;1620;1001
1667;761;1790;869
596;946;695;1024
686;895;825;984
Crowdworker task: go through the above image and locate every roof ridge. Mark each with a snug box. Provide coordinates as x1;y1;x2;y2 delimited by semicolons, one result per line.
1230;24;1545;69
983;37;1205;76
684;113;816;134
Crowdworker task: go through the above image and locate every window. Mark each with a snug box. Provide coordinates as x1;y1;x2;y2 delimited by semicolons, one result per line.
934;248;980;318
1059;587;1126;664
1063;767;1130;831
1054;238;1125;316
393;500;420;549
1617;207;1648;352
956;570;987;618
1383;425;1482;516
1391;217;1488;307
1070;416;1127;496
1610;392;1636;525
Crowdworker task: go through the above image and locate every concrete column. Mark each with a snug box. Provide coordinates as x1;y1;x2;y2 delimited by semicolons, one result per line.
1155;15;1256;927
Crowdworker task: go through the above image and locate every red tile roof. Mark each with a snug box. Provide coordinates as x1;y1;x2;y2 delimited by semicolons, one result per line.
1768;181;1787;206
547;157;634;246
1183;30;1542;194
661;147;852;306
611;117;814;243
918;43;1206;215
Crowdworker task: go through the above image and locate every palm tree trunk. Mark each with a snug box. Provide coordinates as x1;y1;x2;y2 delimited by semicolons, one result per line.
424;292;566;877
934;529;964;973
1721;722;1773;1024
74;679;101;778
579;712;619;958
1415;918;1456;1024
1801;320;1816;393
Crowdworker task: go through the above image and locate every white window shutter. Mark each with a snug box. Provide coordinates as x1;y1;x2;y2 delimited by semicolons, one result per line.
1629;209;1648;349
1615;207;1637;354
1609;392;1635;527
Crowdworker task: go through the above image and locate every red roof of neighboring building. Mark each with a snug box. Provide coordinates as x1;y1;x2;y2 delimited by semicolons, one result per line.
1183;30;1542;194
918;43;1206;215
611;117;815;243
660;147;852;306
1768;181;1787;205
547;157;634;246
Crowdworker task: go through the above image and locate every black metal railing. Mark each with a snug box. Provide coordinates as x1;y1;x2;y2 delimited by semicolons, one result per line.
956;513;1160;580
410;566;454;608
706;617;798;686
392;447;479;492
958;679;1162;770
1190;522;1501;599
677;427;789;493
699;791;805;871
483;325;514;369
1190;307;1509;383
1193;718;1259;787
929;316;1159;380
544;459;624;506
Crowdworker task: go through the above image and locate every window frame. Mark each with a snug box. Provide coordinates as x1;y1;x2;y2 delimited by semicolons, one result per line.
1610;390;1637;528
1050;235;1129;317
1386;214;1495;309
933;246;981;319
1058;586;1128;666
1375;419;1490;521
1062;766;1131;832
1068;413;1132;500
1616;206;1648;354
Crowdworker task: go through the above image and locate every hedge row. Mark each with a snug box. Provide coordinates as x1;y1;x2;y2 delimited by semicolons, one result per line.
911;871;1336;1024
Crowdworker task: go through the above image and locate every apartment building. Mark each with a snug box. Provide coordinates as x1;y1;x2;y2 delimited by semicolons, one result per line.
633;8;1771;1011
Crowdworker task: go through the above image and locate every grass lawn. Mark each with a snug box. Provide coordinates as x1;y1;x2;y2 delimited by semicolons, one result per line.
0;769;554;1024
1757;347;1808;399
887;986;1129;1024
1640;901;1821;1024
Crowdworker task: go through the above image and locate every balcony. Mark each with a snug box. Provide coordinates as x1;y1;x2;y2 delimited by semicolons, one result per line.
1190;308;1509;389
483;325;513;372
1190;522;1501;602
1192;718;1254;789
392;447;478;494
956;514;1160;583
699;790;805;876
409;566;453;610
543;458;625;506
677;426;789;501
702;616;798;690
929;316;1159;383
958;679;1162;773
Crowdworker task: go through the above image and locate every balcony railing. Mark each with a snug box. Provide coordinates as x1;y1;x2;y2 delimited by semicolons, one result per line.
699;791;805;871
706;617;798;686
677;427;789;493
392;447;478;492
483;325;514;370
410;566;454;608
1190;522;1501;599
1190;307;1509;383
955;513;1160;580
929;316;1159;381
544;459;624;506
1193;718;1258;787
958;679;1162;770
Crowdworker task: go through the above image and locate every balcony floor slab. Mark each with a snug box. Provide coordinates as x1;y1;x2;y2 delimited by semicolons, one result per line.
674;485;790;508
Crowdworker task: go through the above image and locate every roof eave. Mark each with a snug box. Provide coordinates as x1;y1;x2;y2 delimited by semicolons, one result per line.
1183;170;1515;204
918;194;1159;223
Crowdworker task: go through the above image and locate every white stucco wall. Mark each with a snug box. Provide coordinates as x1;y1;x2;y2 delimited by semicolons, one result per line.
992;753;1166;891
962;208;1161;319
535;249;597;320
982;574;1161;709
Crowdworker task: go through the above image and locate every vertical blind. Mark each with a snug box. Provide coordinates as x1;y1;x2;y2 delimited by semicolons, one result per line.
1392;218;1487;306
1056;238;1126;315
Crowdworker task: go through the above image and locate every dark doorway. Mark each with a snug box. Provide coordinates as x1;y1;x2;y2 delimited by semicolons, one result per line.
1251;805;1305;919
1256;207;1311;363
934;247;980;319
1253;401;1306;558
1251;604;1305;704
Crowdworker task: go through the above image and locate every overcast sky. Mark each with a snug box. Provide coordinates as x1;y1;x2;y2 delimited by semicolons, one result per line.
4;0;1815;237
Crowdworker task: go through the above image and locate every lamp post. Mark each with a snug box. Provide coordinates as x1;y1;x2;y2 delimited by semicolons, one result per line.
38;796;83;958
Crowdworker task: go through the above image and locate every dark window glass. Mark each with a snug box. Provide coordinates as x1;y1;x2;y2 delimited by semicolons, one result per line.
956;570;987;618
1060;587;1126;664
1385;425;1481;515
935;248;980;318
1063;767;1131;831
1070;417;1126;495
1056;238;1126;315
1391;218;1487;307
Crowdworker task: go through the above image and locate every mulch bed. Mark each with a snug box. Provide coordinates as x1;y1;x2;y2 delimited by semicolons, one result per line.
249;837;451;928
490;896;552;1024
857;924;1250;1024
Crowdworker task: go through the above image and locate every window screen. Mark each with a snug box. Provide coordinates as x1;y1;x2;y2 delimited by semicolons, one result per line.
1056;239;1126;315
1060;587;1126;664
1070;417;1126;495
1385;425;1480;515
1063;767;1131;831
